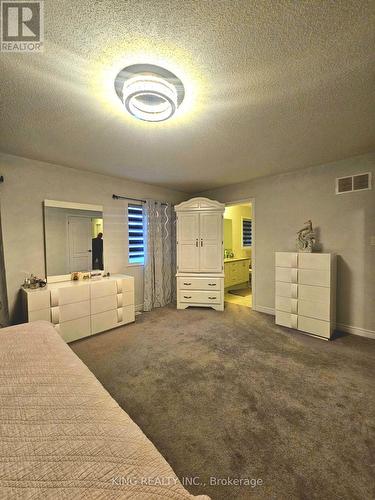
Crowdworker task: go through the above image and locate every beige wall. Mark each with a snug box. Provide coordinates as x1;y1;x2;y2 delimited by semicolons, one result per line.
200;153;375;334
224;204;252;260
0;153;188;323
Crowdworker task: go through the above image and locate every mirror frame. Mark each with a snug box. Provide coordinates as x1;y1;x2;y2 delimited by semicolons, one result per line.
44;199;104;283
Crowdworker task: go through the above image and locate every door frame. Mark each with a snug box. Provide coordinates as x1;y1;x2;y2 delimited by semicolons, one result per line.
224;198;256;309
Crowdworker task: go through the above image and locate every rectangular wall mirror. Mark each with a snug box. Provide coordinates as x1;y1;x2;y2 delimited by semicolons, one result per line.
44;200;104;281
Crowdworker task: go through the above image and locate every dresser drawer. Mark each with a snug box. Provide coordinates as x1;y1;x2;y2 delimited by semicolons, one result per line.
55;316;91;343
298;299;330;321
275;296;298;314
117;305;135;324
275;252;298;268
91;295;117;315
27;289;50;312
275;311;298;329
298;284;330;302
91;309;118;335
116;277;134;293
50;284;89;306
29;308;51;322
298;253;331;270
275;282;298;299
179;290;222;304
51;300;90;324
298;315;331;339
90;280;117;299
275;267;298;283
298;269;330;287
178;277;222;290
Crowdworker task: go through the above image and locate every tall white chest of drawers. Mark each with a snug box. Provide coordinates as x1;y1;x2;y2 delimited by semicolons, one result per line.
22;274;135;343
275;252;336;339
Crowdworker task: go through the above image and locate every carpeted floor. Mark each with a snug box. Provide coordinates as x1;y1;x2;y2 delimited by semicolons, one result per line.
71;304;375;500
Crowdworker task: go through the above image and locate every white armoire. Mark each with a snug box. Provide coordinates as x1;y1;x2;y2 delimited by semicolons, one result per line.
175;197;225;311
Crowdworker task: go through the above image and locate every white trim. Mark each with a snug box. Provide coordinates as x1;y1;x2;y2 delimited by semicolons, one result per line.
252;306;375;340
225;197;255;310
253;305;275;315
44;199;103;212
336;323;375;340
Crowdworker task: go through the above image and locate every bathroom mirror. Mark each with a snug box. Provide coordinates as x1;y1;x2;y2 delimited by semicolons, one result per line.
44;200;104;281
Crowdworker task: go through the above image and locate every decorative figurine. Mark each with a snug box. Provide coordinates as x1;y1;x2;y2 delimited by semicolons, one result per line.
296;220;315;252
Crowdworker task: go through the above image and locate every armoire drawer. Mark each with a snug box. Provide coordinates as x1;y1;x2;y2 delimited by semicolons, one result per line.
178;277;222;290
55;316;91;343
275;267;298;283
275;282;298;299
91;295;117;315
298;315;331;339
91;309;118;335
275;252;298;268
117;305;135;324
298;299;330;321
90;280;117;299
298;269;330;287
275;296;298;314
179;290;221;304
298;284;330;302
51;300;90;324
275;311;298;329
50;284;89;306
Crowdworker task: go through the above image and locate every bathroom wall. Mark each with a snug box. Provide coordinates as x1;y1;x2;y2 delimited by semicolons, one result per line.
224;204;252;260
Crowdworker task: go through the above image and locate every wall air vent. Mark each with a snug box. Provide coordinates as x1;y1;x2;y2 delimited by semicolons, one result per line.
336;172;372;194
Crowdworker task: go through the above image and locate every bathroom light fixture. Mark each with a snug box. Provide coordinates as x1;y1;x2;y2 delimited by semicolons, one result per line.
114;64;185;122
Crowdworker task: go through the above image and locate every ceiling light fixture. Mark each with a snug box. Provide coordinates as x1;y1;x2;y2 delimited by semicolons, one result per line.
114;64;185;122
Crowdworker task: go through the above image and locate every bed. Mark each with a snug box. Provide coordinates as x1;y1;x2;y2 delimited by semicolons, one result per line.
0;321;209;499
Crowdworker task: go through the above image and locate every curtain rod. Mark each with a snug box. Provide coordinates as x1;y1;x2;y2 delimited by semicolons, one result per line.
112;194;169;206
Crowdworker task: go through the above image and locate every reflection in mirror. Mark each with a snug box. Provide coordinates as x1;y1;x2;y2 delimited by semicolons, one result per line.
44;201;103;277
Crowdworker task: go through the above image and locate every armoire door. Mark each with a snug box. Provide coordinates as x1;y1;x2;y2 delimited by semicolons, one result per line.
177;212;200;272
199;212;223;272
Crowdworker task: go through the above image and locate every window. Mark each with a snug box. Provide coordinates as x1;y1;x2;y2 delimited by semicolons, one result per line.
242;218;252;247
128;204;145;264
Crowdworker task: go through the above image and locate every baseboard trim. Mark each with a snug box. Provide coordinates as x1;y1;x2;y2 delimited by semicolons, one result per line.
253;305;275;315
254;305;375;340
336;323;375;340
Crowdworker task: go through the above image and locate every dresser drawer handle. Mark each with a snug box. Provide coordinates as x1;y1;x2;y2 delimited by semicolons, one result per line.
183;282;192;286
183;295;192;299
208;283;217;286
208;296;217;300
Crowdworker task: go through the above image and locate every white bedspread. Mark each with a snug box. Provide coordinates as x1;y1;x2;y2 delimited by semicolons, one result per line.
0;321;209;499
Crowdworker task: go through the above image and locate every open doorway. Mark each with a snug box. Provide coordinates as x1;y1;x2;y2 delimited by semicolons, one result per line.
224;201;254;308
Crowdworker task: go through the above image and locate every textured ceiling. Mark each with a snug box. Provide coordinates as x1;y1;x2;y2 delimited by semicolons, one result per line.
0;0;374;193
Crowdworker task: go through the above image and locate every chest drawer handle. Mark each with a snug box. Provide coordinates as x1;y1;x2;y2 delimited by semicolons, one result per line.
183;295;192;299
183;282;192;286
208;283;217;286
208;296;217;300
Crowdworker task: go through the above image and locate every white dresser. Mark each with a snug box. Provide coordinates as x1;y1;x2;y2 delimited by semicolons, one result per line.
175;197;225;311
275;252;336;340
22;274;135;342
224;258;250;288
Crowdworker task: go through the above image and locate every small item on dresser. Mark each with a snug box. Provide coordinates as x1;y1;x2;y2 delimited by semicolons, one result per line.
22;274;46;289
78;272;90;280
71;272;79;281
90;271;102;280
296;220;315;252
